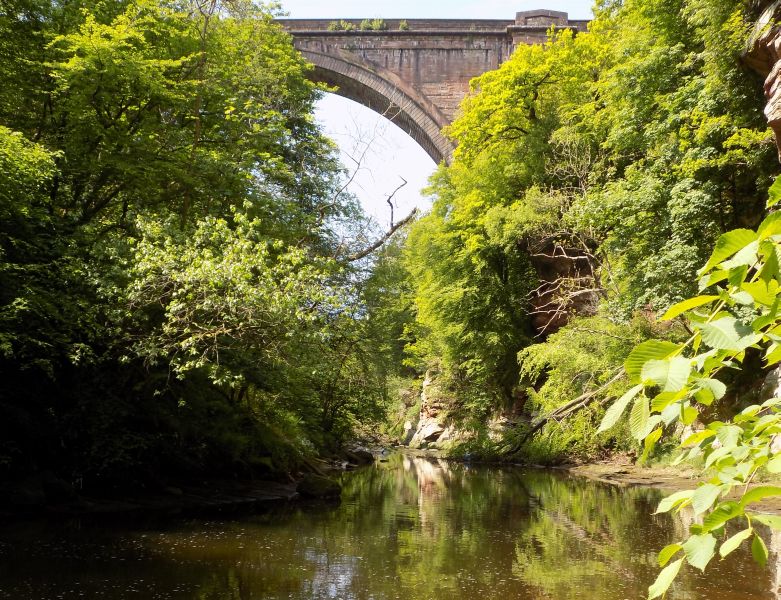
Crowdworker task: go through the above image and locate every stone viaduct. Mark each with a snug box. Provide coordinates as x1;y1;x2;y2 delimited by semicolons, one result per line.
277;11;589;164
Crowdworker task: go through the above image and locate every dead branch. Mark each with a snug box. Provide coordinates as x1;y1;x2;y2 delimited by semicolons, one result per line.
502;370;624;455
345;208;418;262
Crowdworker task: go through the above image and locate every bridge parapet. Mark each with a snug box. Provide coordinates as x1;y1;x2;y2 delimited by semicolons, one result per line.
279;11;589;163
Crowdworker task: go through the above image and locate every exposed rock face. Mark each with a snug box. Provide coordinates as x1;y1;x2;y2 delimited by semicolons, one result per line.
409;371;449;448
745;1;781;155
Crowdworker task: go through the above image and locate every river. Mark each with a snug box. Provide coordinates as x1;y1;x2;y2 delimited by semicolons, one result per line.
0;454;777;599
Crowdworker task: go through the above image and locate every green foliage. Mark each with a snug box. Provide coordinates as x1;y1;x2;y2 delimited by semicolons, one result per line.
398;20;409;31
401;0;776;453
600;182;781;597
0;0;404;486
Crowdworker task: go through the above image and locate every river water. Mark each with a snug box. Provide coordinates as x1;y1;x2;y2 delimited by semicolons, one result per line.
0;454;778;599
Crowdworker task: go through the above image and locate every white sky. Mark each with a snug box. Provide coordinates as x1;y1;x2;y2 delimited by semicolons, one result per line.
294;0;595;224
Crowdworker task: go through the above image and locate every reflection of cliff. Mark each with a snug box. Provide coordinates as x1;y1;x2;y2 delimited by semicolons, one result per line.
405;456;452;532
769;528;781;599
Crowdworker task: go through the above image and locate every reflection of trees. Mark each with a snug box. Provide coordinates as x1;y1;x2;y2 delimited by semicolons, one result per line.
6;456;774;599
511;473;772;600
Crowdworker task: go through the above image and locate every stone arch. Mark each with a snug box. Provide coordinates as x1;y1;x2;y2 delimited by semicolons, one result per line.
300;50;454;164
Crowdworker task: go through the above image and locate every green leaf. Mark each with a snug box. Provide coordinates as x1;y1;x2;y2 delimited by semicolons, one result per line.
702;501;741;532
752;513;781;529
697;317;761;351
697;378;727;402
742;281;777;306
739;486;781;508
767;177;781;209
597;384;643;433
648;558;683;600
759;211;781;238
682;406;698;425
691;483;723;516
702;229;758;272
658;543;683;567
719;528;753;558
766;344;781;367
629;394;650;441
625;340;681;383
682;429;715;447
682;533;717;571
641;428;663;463
656;489;694;514
715;425;741;450
641;357;691;392
661;295;719;321
752;533;768;567
767;454;781;473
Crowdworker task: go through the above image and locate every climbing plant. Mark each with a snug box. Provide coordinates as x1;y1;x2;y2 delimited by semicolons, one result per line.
600;179;781;598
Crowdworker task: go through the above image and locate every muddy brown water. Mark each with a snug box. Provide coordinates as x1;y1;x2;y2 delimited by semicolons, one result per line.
0;454;778;599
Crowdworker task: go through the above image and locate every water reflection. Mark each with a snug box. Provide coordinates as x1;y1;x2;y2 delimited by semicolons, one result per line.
0;454;776;599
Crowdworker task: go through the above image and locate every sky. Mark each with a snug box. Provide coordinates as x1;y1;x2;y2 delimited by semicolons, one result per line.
291;0;595;224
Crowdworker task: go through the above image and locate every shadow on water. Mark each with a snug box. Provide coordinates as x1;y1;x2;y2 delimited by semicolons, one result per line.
0;453;778;599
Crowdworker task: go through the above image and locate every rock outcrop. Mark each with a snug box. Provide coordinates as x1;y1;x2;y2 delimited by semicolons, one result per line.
745;1;781;155
408;371;451;448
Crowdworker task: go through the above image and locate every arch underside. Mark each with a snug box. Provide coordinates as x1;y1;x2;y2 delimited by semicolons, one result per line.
301;50;454;164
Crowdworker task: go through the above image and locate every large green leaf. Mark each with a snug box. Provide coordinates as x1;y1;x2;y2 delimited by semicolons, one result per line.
696;378;726;402
641;356;691;392
742;280;777;306
719;528;753;558
752;513;781;529
629;394;650;441
597;384;643;433
625;340;681;383
715;425;741;450
739;485;781;509
656;489;694;514
660;295;719;321
691;483;723;516
702;501;741;532
758;211;781;238
767;454;781;473
648;558;683;600
697;316;761;351
702;229;758;272
657;543;682;567
682;533;716;571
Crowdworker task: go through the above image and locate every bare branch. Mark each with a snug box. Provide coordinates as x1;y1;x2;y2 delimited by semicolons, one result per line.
345;208;418;262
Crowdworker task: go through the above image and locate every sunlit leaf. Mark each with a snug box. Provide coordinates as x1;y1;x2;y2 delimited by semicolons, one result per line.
701;229;758;272
597;384;643;433
656;489;695;514
719;528;752;558
641;357;691;392
682;533;716;571
697;317;761;351
739;486;781;509
625;340;681;383
658;543;682;567
660;295;719;321
629;394;650;441
648;558;683;600
691;483;723;516
702;501;741;532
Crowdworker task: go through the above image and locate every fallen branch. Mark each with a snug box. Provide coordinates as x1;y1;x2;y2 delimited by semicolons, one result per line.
503;369;624;455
